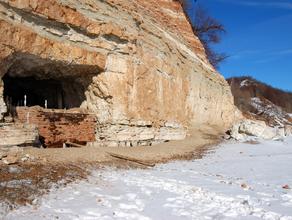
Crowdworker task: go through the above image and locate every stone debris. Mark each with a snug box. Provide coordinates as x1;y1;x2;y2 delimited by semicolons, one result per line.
21;154;35;162
228;119;289;141
0;146;35;165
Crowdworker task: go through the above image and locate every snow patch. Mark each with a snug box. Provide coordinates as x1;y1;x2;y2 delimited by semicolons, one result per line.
2;138;292;219
240;79;252;88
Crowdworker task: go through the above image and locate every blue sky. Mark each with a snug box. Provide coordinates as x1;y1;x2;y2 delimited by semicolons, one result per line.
183;0;292;91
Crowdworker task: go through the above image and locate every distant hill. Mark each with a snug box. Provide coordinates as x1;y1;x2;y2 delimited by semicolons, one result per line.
227;76;292;127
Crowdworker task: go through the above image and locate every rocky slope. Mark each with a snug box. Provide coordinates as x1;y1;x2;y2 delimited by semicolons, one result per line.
0;0;237;146
228;77;292;127
227;77;292;140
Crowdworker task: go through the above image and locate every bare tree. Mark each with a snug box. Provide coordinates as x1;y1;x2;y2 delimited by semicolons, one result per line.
191;6;227;68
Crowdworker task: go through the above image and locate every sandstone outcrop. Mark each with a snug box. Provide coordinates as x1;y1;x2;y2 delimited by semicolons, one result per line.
0;0;237;146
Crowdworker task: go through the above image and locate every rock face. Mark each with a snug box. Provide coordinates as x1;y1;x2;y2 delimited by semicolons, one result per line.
0;145;36;165
0;0;237;146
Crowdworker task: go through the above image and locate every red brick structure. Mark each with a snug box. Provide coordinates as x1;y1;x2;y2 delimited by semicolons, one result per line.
16;106;96;147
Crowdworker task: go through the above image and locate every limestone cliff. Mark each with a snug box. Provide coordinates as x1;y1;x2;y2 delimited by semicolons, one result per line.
0;0;237;146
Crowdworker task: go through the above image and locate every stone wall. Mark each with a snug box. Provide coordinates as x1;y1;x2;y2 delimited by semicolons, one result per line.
16;107;96;147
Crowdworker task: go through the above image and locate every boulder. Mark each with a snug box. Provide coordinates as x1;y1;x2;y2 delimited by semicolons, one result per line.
230;119;285;141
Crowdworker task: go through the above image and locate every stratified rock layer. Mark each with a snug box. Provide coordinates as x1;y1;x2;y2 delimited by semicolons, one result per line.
0;123;39;147
0;0;237;146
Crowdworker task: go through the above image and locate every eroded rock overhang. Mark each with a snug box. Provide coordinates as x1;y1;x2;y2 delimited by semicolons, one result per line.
0;0;237;147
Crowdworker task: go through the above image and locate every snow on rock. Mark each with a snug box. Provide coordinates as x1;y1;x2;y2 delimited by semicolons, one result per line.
2;138;292;220
250;97;291;127
228;77;292;140
240;79;255;88
228;97;292;141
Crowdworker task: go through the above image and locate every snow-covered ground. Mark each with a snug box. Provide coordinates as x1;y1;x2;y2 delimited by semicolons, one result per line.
3;138;292;220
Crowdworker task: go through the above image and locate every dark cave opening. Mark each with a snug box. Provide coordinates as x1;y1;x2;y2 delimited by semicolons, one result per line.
3;74;87;113
0;52;103;119
4;75;63;109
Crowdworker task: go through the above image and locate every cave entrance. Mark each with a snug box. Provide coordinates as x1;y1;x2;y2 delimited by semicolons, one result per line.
0;52;102;147
4;75;63;109
3;74;87;116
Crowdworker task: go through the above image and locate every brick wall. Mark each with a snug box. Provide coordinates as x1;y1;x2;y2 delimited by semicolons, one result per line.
16;107;96;148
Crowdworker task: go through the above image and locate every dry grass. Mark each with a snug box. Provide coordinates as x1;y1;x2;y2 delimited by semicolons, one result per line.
0;163;87;211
